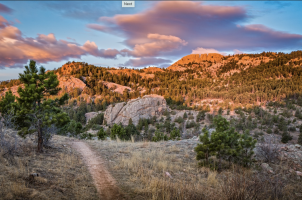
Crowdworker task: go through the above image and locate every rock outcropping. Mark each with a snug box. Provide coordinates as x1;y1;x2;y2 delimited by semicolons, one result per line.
104;95;169;126
58;76;86;93
168;53;224;69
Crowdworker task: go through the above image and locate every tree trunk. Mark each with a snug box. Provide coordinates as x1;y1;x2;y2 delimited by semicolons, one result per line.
37;126;43;153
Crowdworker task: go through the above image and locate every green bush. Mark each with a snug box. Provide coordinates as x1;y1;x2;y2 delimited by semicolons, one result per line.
183;112;188;119
152;129;168;142
59;120;82;136
110;124;126;140
80;132;93;140
186;120;198;129
281;132;293;143
97;127;106;140
266;128;273;134
169;128;181;140
196;111;206;122
174;116;184;124
194;116;256;169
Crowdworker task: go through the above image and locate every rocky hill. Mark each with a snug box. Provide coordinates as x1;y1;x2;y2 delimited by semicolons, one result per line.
2;51;302;108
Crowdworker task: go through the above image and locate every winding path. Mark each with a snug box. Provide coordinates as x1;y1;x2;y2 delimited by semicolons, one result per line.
72;141;124;200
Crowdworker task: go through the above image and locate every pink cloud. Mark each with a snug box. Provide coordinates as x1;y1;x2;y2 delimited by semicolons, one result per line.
0;16;122;68
121;57;171;68
121;33;187;57
89;1;302;56
192;47;226;55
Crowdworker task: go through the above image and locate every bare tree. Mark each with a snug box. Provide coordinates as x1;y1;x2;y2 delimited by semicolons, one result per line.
256;134;280;163
0;111;19;155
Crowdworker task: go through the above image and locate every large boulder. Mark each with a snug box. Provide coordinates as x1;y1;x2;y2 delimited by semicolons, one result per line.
104;95;169;126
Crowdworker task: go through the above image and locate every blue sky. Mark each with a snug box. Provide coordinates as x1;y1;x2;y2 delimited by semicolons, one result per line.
0;1;301;80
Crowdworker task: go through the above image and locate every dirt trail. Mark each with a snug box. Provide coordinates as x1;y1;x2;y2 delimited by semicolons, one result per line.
72;141;124;200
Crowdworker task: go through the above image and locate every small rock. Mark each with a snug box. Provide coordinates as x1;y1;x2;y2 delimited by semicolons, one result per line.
295;144;301;149
296;171;302;176
261;163;274;174
165;172;173;179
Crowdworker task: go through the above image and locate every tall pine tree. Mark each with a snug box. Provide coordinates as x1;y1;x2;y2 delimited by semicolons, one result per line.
15;60;70;152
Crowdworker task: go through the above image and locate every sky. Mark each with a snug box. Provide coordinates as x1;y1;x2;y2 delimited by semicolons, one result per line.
0;1;302;80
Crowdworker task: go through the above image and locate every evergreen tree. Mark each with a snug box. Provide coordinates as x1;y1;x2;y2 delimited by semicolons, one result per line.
169;127;181;140
15;60;70;152
194;116;256;169
298;124;302;145
183;112;188;119
125;122;139;139
281;132;293;143
110;124;126;140
194;128;211;164
0;90;16;115
97;127;106;140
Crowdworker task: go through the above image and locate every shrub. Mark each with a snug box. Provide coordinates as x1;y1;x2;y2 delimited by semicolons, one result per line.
152;129;168;142
169;128;181;140
97;127;106;140
80;132;93;140
59;120;82;136
183;112;188;119
174;116;184;124
110;124;126;140
266;128;273;134
298;132;302;145
281;132;292;143
288;126;296;132
218;107;223;115
186;121;197;129
195;116;256;169
196;111;206;122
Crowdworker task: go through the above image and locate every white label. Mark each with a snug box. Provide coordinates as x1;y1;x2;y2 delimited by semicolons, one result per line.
122;1;135;7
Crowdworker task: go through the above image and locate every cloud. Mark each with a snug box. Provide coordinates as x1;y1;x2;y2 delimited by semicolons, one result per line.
0;16;10;28
233;49;244;54
121;33;187;57
44;2;138;21
0;3;13;14
192;47;225;55
121;57;171;68
0;16;122;68
89;1;302;56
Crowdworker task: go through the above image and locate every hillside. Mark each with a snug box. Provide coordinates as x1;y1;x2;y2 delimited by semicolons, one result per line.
2;51;302;108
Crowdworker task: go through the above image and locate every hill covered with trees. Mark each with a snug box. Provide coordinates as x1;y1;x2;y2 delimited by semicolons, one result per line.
2;51;302;109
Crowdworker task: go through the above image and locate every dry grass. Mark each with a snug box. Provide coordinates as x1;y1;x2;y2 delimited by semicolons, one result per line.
87;139;302;200
0;132;98;200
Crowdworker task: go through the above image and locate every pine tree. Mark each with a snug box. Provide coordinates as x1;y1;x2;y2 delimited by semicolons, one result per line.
97;127;106;140
194;116;255;169
0;90;16;114
281;132;293;143
298;124;302;145
194;128;212;164
110;124;126;140
15;60;70;152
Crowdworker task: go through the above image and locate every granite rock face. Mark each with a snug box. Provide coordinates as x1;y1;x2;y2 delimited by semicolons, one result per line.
104;95;169;126
58;76;86;93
